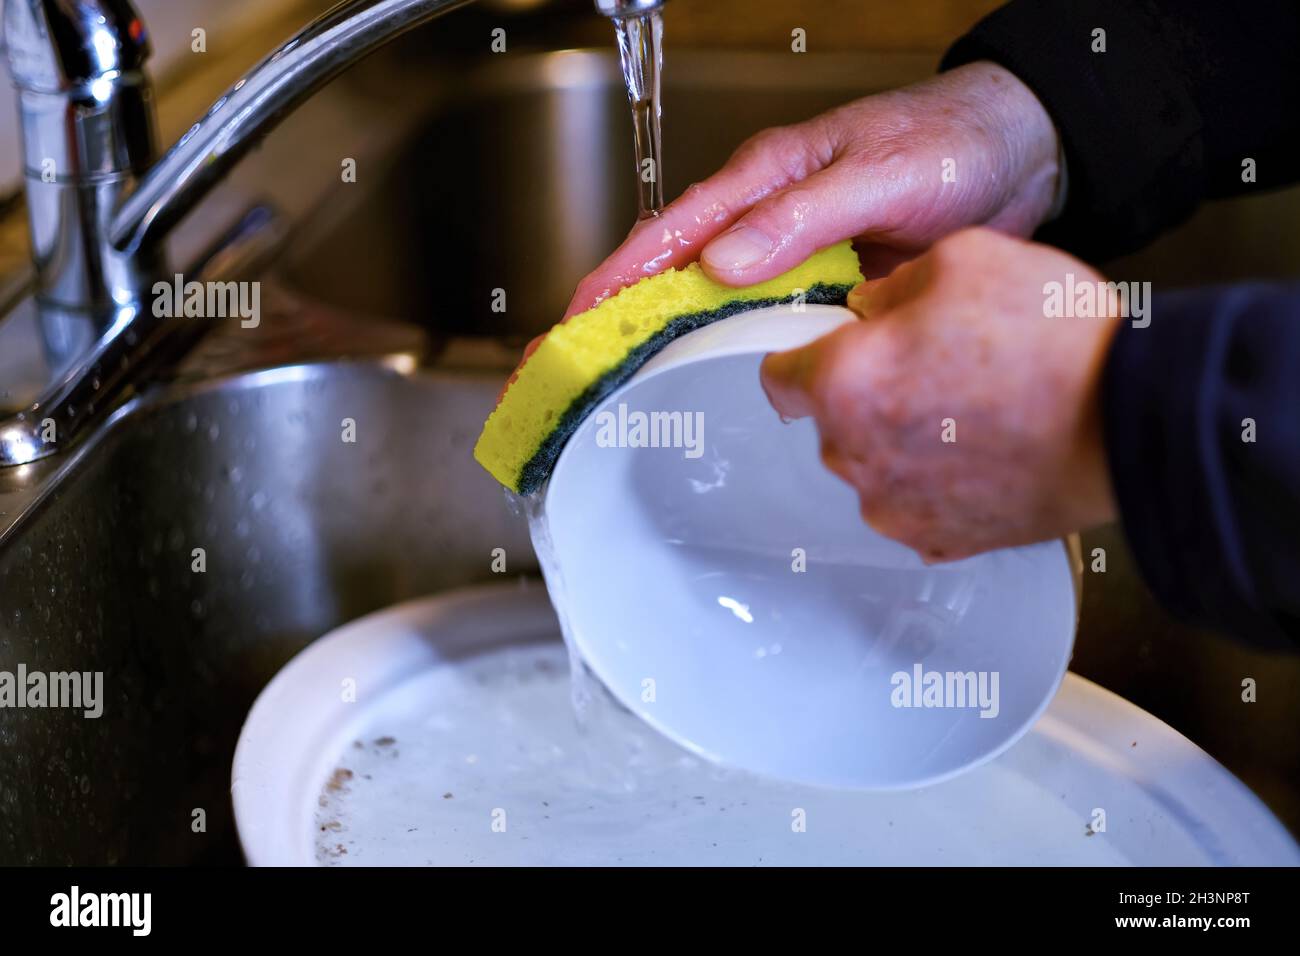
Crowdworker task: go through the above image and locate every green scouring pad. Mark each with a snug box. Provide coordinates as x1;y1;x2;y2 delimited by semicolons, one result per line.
474;240;864;494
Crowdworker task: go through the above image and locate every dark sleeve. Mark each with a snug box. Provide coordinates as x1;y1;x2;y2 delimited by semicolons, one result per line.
940;0;1300;262
1102;283;1300;648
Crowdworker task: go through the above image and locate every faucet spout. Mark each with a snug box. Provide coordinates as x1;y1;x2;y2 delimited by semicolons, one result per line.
592;0;666;17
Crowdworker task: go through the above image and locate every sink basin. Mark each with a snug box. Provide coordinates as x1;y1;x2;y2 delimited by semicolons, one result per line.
0;362;531;864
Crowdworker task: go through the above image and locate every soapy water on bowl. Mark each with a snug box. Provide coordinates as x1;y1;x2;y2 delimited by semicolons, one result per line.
517;492;607;732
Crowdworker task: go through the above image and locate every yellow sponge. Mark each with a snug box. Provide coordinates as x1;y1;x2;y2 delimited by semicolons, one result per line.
474;241;864;494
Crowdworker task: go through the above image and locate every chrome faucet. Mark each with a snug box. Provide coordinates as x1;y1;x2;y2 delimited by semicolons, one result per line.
0;0;664;466
593;0;666;16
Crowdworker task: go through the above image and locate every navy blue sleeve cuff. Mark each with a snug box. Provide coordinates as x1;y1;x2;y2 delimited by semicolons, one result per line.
941;0;1203;262
942;1;1300;261
1102;283;1300;648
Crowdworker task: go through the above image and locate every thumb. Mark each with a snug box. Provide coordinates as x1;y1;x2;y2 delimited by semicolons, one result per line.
846;253;934;318
761;319;871;421
699;162;887;286
759;341;822;421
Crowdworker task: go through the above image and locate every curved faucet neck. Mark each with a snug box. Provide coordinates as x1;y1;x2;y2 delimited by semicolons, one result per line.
110;0;477;258
0;0;666;467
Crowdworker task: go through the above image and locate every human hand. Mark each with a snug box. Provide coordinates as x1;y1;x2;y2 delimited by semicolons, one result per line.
565;60;1063;315
498;61;1062;398
760;227;1118;563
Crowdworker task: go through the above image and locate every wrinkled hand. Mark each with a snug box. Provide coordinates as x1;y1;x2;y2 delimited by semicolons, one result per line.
502;60;1063;395
566;60;1062;312
761;228;1119;562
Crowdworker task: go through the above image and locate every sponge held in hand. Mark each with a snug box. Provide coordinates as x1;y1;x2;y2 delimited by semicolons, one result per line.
474;241;864;494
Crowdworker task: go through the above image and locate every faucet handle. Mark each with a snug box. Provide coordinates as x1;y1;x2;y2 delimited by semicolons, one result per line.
3;0;159;312
3;0;151;93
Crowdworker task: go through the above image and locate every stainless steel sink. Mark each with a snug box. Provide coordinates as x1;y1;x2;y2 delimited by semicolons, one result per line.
2;41;1297;865
0;360;533;864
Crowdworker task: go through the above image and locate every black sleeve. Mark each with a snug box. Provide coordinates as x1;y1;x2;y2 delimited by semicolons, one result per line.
941;0;1300;262
1102;283;1300;649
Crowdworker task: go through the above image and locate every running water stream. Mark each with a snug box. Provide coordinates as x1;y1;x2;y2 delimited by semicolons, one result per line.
612;8;665;220
514;490;700;790
501;7;668;760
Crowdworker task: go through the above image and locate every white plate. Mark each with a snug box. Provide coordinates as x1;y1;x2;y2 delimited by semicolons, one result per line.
232;582;1300;866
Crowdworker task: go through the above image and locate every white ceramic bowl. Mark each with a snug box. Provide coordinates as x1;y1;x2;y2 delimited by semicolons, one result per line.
542;304;1080;789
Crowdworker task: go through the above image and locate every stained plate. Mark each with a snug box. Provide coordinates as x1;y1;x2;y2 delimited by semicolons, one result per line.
232;582;1300;866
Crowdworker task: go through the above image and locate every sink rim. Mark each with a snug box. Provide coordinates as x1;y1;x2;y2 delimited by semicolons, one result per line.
0;354;462;553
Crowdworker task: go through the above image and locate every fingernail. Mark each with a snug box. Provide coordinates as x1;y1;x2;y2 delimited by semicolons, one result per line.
846;284;870;316
702;226;772;272
846;280;883;318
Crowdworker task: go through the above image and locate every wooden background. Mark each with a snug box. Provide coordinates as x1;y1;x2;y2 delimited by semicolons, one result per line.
663;0;1003;52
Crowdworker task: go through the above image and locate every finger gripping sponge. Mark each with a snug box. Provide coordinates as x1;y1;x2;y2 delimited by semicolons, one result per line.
474;241;864;494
